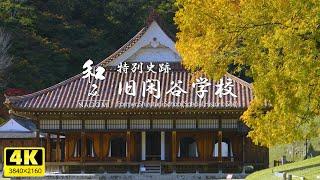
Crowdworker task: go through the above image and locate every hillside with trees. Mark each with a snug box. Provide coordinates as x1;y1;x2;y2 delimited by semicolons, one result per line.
0;0;176;120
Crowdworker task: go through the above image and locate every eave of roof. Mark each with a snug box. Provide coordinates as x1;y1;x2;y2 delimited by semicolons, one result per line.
0;132;37;139
6;72;253;112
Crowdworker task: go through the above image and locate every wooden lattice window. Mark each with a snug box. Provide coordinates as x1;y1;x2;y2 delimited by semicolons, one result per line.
153;119;173;129
84;120;105;130
130;120;150;129
176;119;196;129
105;120;127;129
62;120;82;130
221;119;238;129
40;120;60;130
198;119;219;129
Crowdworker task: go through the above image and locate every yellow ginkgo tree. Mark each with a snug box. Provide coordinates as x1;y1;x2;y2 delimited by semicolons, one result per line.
175;0;320;147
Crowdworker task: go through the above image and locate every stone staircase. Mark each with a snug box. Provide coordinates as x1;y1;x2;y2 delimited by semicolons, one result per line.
140;164;161;174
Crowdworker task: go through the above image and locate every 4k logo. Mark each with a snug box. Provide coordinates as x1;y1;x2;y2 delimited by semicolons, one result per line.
4;147;45;177
7;149;40;165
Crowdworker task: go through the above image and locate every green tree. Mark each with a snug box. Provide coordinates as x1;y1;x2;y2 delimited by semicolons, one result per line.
175;0;320;147
0;0;175;91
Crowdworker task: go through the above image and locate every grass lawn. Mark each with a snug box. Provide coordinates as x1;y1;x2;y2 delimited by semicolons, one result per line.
246;155;320;180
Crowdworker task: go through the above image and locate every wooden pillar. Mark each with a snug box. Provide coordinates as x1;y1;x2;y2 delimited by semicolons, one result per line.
65;134;69;162
127;131;131;162
218;131;222;162
171;131;176;162
35;119;40;145
46;133;51;162
36;130;40;146
56;133;60;162
242;134;245;164
202;132;206;162
161;131;165;161
99;133;104;160
141;131;146;161
81;132;85;163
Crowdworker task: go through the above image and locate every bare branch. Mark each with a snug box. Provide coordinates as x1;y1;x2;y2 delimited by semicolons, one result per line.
0;28;13;88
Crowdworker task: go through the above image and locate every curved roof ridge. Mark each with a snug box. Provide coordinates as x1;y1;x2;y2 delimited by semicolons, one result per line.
99;27;147;67
226;72;253;89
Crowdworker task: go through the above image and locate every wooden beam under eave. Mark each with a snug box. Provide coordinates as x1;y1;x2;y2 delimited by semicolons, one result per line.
11;108;247;119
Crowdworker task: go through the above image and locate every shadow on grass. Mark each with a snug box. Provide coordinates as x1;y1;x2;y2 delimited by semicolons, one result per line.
280;145;320;173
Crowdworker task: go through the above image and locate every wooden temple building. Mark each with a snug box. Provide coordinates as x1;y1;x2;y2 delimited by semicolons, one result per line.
4;18;268;174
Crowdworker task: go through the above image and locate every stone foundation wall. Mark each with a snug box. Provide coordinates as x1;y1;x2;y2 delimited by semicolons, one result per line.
17;173;247;180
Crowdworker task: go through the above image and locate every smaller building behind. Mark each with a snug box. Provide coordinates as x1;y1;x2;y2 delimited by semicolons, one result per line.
0;117;40;167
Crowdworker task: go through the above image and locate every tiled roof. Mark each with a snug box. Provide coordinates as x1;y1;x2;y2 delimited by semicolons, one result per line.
6;69;252;110
0;117;37;138
0;117;36;131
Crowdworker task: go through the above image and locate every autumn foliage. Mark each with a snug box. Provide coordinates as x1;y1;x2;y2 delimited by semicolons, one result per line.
175;0;320;147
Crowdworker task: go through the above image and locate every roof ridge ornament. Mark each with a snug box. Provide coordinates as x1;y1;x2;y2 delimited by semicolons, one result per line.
145;9;160;27
144;9;175;41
